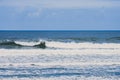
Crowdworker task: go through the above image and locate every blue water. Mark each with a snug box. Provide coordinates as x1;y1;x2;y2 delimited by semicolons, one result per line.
0;31;120;80
0;31;120;43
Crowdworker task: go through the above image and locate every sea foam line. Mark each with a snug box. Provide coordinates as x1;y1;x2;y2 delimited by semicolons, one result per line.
0;76;118;80
46;42;120;49
0;49;120;56
0;62;120;66
15;41;120;49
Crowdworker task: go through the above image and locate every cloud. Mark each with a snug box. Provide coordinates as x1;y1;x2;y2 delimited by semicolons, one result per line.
0;0;120;9
28;11;41;17
0;0;120;17
28;12;39;17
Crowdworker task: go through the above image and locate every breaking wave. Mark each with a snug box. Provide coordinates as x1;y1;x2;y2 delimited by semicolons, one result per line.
0;40;120;50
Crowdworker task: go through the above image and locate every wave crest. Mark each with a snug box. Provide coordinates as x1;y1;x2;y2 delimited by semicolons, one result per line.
0;40;120;49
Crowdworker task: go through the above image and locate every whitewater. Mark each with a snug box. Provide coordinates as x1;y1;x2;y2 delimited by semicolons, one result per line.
0;31;120;80
0;41;120;80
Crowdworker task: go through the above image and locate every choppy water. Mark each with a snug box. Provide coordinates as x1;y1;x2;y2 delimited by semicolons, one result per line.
0;31;120;80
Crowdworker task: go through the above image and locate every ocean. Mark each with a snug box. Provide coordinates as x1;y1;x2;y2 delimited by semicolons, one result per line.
0;31;120;80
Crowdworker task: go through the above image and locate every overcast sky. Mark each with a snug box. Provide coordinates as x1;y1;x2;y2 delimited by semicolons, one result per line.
0;0;120;30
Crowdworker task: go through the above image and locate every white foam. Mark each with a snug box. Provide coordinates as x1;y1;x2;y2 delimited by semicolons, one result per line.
46;41;120;49
0;48;120;56
15;41;39;46
14;41;120;49
0;41;120;80
0;76;119;80
0;62;120;66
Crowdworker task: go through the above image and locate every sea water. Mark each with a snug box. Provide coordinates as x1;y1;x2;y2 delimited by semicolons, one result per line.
0;31;120;80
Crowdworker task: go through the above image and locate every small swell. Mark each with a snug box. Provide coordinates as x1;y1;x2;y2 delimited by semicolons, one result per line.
0;41;22;49
107;37;120;41
0;41;46;49
68;37;98;42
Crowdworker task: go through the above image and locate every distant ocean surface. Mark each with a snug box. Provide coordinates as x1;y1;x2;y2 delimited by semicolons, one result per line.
0;31;120;80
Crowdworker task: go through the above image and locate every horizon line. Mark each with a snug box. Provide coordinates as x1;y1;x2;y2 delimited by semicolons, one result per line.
0;30;120;31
